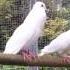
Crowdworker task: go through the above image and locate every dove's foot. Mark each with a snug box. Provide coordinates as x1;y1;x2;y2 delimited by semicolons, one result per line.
62;56;70;63
19;49;37;61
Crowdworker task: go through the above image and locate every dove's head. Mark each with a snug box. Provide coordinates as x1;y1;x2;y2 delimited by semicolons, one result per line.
33;1;50;20
33;1;46;11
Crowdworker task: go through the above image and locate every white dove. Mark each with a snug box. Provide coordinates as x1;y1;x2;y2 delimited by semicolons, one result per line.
39;30;70;62
4;1;47;60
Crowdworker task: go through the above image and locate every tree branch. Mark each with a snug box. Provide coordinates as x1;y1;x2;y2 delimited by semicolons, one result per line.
0;53;70;67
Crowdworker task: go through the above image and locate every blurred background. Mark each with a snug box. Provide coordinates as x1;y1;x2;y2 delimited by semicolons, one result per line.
0;0;70;70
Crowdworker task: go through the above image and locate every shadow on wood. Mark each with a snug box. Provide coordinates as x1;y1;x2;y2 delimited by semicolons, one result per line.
0;53;70;67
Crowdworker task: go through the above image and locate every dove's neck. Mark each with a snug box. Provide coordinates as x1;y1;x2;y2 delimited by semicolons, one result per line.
21;7;46;29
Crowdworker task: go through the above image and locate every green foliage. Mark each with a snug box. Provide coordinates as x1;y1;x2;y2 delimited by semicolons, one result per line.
0;0;16;50
43;17;68;40
53;8;70;19
0;0;15;20
2;65;25;70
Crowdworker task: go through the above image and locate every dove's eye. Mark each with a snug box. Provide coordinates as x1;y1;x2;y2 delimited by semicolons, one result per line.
41;4;44;7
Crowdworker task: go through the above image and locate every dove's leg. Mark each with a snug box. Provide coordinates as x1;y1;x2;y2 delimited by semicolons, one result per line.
57;52;70;63
19;49;37;61
61;54;70;63
57;50;70;63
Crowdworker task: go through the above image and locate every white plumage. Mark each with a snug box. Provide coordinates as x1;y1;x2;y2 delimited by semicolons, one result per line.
4;1;47;54
39;30;70;56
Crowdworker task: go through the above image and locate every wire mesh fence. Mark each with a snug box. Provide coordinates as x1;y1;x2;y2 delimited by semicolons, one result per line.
0;0;29;51
0;0;70;70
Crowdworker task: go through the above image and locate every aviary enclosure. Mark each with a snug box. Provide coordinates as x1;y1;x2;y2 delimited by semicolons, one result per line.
0;0;70;70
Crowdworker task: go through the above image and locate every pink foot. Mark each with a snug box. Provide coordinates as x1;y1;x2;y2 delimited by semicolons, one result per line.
62;56;70;63
19;49;37;61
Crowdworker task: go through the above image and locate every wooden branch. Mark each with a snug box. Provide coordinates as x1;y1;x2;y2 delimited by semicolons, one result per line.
0;53;70;67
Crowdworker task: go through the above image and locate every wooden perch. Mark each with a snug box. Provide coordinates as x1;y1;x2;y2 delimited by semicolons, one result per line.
0;53;70;67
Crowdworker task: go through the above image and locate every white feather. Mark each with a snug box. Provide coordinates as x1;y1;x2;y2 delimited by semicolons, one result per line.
4;1;47;54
